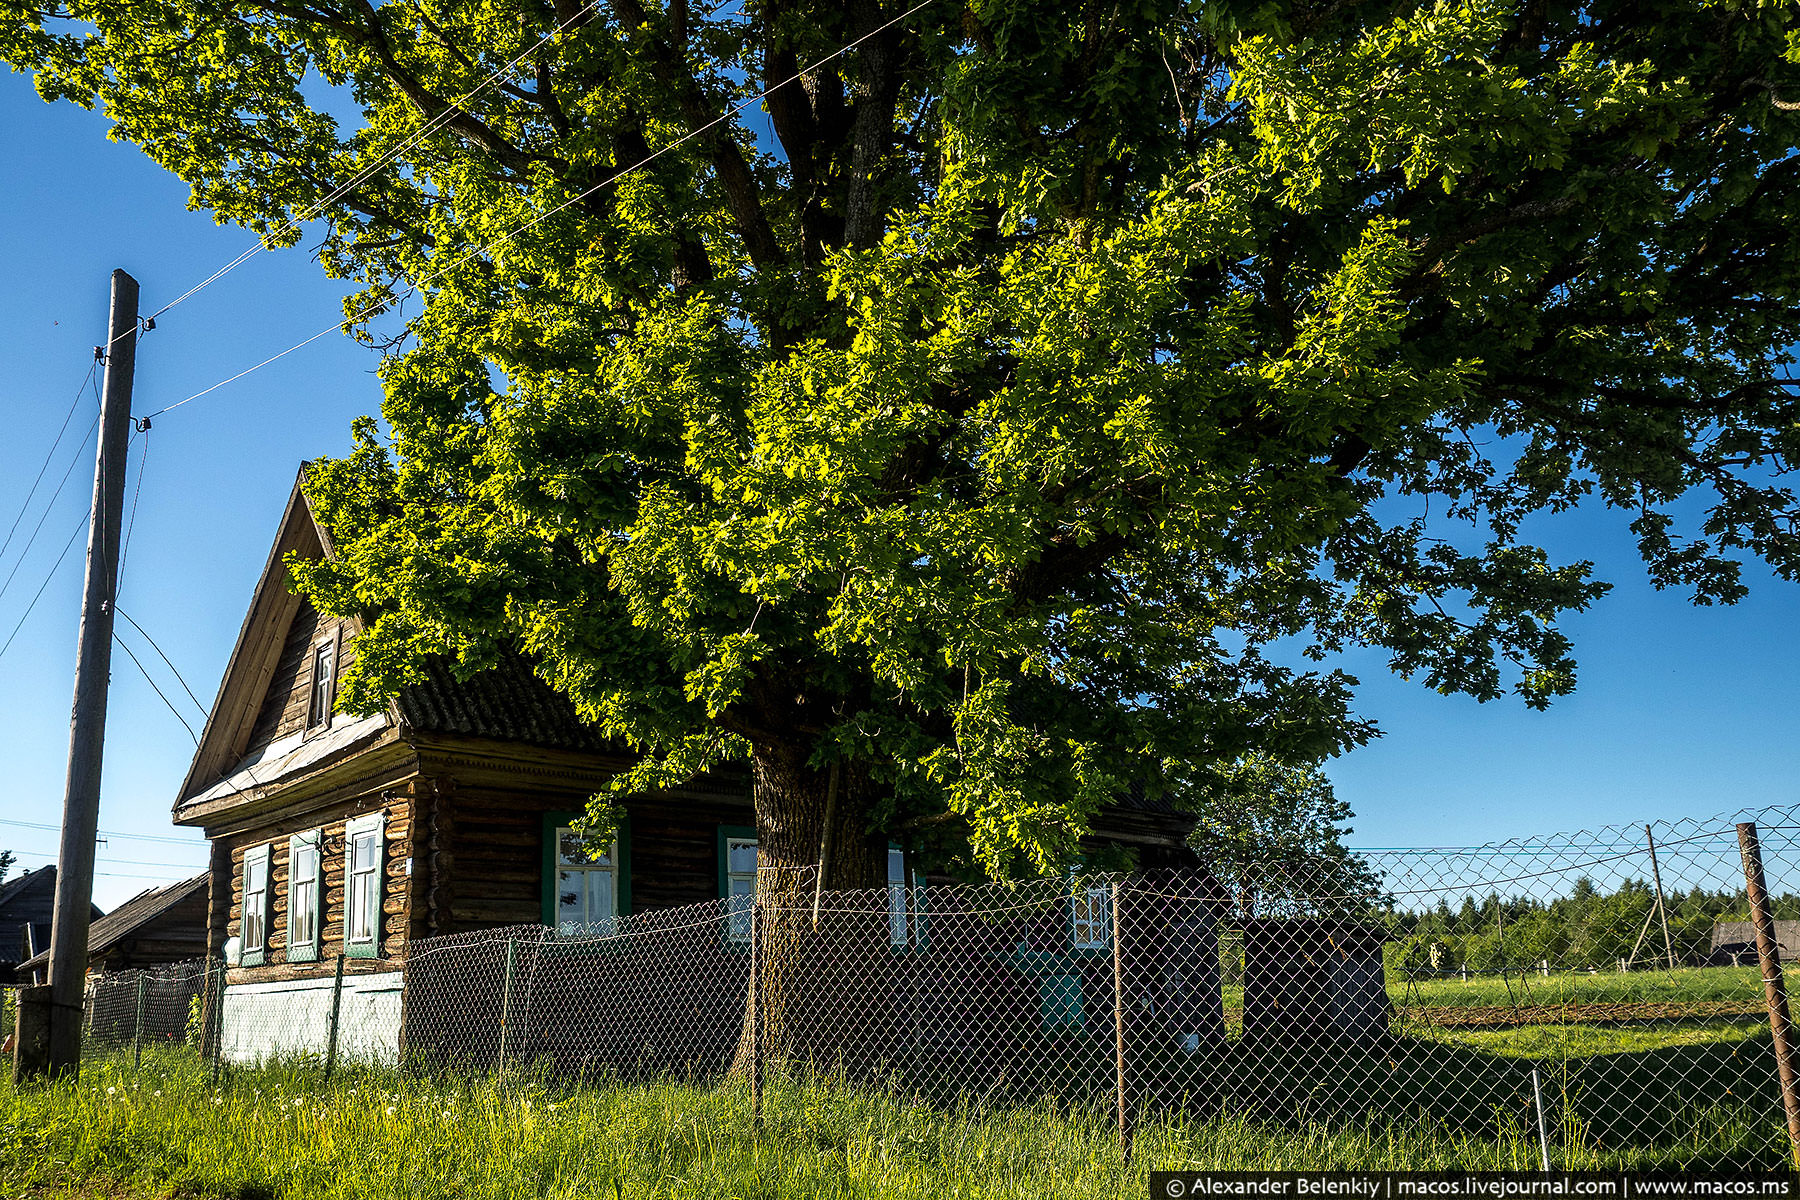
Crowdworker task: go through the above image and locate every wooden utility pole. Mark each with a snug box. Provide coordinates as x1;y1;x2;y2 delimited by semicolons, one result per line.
1737;821;1800;1167
22;270;138;1082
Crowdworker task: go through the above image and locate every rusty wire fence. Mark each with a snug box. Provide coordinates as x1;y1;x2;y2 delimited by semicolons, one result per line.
65;806;1800;1168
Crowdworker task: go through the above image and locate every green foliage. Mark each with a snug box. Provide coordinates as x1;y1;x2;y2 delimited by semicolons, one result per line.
1386;879;1800;975
0;849;12;886
9;0;1800;875
1188;756;1382;916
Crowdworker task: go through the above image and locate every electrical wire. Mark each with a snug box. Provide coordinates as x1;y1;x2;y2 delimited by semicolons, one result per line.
0;514;87;665
140;0;942;421
8;847;207;872
0;412;98;608
113;629;201;746
114;606;207;716
0;360;97;565
114;426;150;604
0;817;204;846
137;2;606;332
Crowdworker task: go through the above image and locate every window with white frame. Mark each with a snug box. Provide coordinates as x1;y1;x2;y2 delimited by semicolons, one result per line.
724;835;757;943
1070;871;1111;950
345;812;385;955
241;844;271;966
287;829;323;962
554;826;619;935
306;639;336;731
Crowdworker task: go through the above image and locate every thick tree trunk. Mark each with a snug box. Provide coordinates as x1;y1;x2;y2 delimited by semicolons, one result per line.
732;739;884;1076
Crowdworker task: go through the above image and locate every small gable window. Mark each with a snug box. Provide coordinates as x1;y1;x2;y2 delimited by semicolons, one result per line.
241;844;271;967
307;640;336;731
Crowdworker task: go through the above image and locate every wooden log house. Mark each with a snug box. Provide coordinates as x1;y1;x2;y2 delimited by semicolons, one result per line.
173;470;1213;1064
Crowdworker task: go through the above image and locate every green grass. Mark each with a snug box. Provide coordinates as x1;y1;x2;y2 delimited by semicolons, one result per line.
1420;1020;1769;1059
1389;965;1764;1009
0;1037;1790;1198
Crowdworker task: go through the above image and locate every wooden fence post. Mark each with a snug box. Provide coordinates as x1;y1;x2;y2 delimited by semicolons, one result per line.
1738;821;1800;1168
323;954;347;1083
1113;880;1133;1165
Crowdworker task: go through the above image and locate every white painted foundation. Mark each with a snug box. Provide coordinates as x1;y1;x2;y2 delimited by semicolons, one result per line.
220;970;403;1065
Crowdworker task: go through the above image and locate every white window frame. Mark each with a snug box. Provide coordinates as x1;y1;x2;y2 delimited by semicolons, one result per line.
287;829;323;962
241;843;271;966
1070;868;1111;951
724;835;757;944
554;825;620;936
306;636;337;733
345;811;385;956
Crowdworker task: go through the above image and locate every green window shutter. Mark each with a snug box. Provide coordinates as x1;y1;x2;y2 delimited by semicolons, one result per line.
345;812;385;959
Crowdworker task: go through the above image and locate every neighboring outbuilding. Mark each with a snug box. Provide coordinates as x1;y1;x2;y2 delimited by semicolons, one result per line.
17;872;209;984
1711;919;1800;966
173;469;1209;1064
1;866;103;983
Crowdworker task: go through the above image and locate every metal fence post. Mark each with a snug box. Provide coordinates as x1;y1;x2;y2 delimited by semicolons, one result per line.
323;953;346;1083
497;938;516;1071
749;896;762;1128
1738;821;1800;1167
1113;879;1133;1165
132;975;147;1071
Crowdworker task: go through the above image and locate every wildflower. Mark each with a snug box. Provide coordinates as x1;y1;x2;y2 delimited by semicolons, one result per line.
386;1105;397;1116
106;1087;116;1095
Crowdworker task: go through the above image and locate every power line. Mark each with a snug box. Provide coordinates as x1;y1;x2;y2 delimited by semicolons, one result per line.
8;847;207;872
141;0;942;421
0;412;98;608
0;360;98;566
114;606;207;716
0;514;86;666
113;629;200;746
0;817;203;846
137;2;605;332
114;425;150;603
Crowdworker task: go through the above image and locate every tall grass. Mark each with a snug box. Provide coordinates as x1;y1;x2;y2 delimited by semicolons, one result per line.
0;1046;1783;1197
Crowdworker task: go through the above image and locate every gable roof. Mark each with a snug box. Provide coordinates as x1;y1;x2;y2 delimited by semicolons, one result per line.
0;864;56;911
174;468;387;811
174;471;616;821
18;872;207;974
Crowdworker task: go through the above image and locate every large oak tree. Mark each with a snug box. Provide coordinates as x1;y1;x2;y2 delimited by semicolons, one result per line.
8;0;1797;904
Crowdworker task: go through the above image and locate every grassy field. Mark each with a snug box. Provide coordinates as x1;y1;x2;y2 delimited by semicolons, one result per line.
1390;965;1765;1008
0;1035;1789;1198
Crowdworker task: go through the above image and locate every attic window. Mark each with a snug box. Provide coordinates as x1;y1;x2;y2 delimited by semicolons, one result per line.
307;641;336;731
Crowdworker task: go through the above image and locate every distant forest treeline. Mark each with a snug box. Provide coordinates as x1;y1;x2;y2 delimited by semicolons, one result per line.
1378;877;1800;973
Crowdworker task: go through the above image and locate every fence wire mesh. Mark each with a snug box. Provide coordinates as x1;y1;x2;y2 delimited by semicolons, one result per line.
61;805;1800;1168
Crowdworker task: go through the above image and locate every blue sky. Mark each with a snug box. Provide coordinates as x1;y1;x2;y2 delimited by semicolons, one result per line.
1;71;1795;910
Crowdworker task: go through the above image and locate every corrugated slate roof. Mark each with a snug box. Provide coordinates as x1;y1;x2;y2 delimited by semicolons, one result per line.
396;654;612;752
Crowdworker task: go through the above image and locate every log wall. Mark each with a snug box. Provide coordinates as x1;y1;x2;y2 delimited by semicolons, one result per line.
220;786;416;985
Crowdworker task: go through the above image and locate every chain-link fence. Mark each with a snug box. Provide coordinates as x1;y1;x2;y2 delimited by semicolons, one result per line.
63;806;1800;1168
